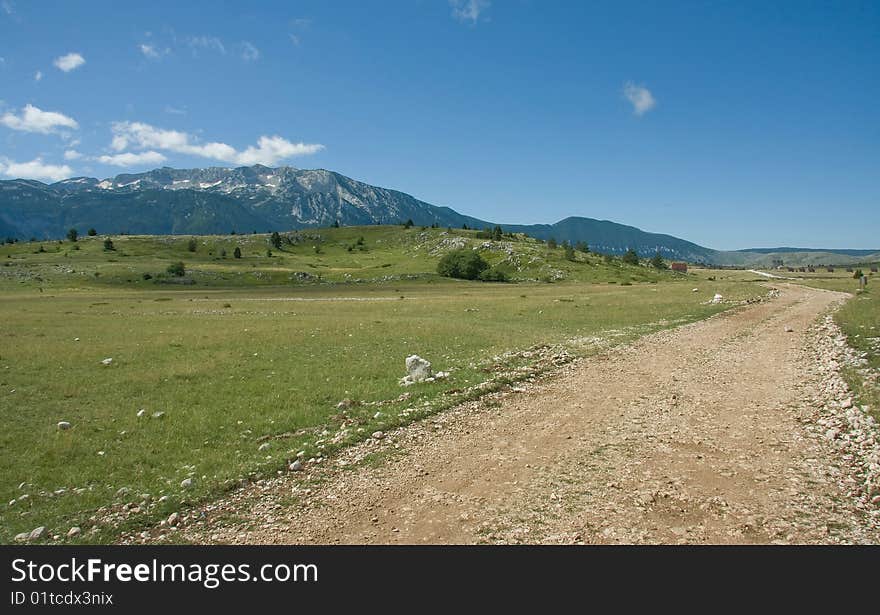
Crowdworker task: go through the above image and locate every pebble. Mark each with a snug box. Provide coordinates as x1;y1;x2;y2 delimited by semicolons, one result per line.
28;526;46;540
258;442;271;451
289;460;303;472
151;411;165;419
100;358;113;366
67;526;81;538
57;421;71;430
136;409;146;418
167;512;180;526
372;431;385;440
180;478;193;489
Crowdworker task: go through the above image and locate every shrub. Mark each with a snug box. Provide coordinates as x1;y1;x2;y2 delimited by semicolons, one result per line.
220;248;227;258
187;238;197;252
403;219;414;228
67;228;78;242
142;272;152;280
563;241;576;261
103;238;115;251
478;266;510;282
437;248;489;280
621;248;639;265
270;232;282;249
575;241;589;253
547;238;557;250
166;261;186;277
87;228;97;236
233;247;242;259
649;252;666;269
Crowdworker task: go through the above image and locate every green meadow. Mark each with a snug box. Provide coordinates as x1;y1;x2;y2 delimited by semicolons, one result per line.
0;226;768;543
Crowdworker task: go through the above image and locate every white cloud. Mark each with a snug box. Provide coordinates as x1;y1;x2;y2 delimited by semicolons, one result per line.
139;44;160;59
164;105;187;115
240;41;260;62
53;52;86;72
63;149;83;160
108;121;324;166
0;157;73;182
1;1;13;15
0;104;79;134
450;0;490;25
34;70;42;81
187;36;225;55
98;150;167;167
623;82;657;116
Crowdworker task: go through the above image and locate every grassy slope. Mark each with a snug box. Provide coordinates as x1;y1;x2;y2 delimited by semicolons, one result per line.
0;227;767;543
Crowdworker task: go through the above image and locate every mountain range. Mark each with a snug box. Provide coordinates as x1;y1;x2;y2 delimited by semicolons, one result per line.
1;164;877;266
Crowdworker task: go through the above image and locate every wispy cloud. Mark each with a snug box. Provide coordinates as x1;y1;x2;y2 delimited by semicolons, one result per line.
108;121;324;166
1;1;14;16
139;43;169;59
53;52;86;72
63;149;83;161
240;41;260;62
623;82;657;116
98;150;167;167
0;157;73;182
450;0;490;25
34;70;42;81
187;35;226;55
164;105;187;115
0;104;79;134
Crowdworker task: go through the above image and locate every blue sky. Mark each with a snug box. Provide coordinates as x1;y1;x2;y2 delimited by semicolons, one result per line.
1;1;878;249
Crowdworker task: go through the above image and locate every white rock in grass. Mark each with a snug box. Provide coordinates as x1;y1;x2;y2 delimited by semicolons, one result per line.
100;358;113;366
28;526;46;540
180;478;193;489
136;409;146;418
711;294;723;304
258;442;271;451
289;460;303;472
14;532;29;542
151;411;165;419
67;526;81;538
400;355;433;386
372;431;385;440
167;512;180;526
57;421;71;430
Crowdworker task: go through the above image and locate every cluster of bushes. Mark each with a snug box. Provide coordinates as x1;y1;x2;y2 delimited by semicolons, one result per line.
437;249;509;282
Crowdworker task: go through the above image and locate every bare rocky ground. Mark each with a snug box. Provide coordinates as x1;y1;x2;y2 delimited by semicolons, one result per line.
129;284;880;545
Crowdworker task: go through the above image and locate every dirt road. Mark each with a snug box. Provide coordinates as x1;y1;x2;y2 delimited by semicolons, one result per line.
176;283;879;544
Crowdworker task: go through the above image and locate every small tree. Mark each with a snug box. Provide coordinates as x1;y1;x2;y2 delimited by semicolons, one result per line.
187;238;197;252
270;232;282;249
87;228;97;236
103;238;115;251
331;220;340;228
649;252;667;269
266;249;273;257
575;241;589;253
403;219;414;229
437;249;489;280
563;241;576;261
547;237;557;250
233;246;242;259
492;225;504;241
621;248;639;265
166;261;185;277
67;228;78;242
220;248;227;258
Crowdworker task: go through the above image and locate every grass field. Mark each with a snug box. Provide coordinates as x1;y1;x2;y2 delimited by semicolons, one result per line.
0;227;771;543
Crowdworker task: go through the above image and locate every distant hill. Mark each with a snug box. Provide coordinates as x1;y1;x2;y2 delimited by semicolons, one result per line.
1;164;876;266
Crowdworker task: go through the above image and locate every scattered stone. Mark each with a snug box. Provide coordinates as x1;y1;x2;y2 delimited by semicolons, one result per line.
151;411;165;419
692;288;699;292
14;533;29;542
258;442;271;452
289;460;303;472
784;326;794;333
336;398;359;410
136;409;146;418
372;431;385;440
28;526;46;541
180;478;193;489
100;358;113;366
116;487;129;497
167;512;180;526
711;294;723;304
67;526;81;538
400;355;433;386
57;421;71;430
841;398;853;409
